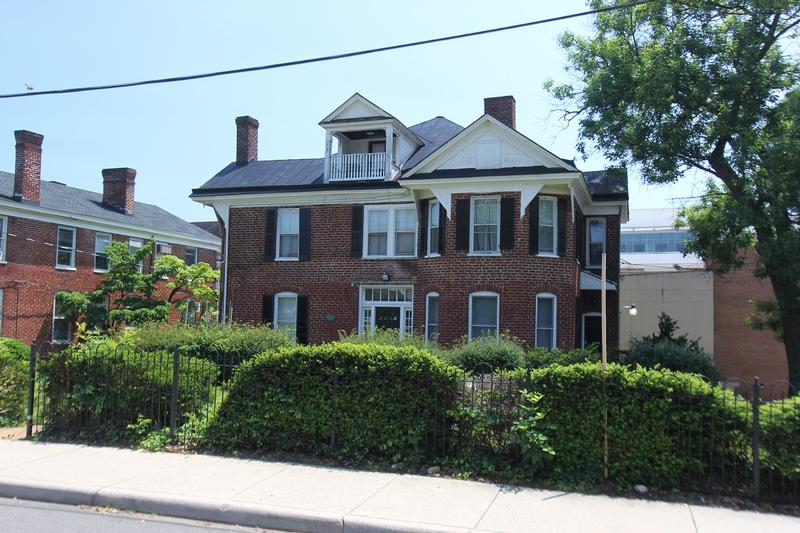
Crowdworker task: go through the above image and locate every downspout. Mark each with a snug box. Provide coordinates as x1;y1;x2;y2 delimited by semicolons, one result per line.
222;214;230;323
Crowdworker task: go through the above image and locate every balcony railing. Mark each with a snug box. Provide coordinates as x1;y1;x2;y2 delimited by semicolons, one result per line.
329;152;387;181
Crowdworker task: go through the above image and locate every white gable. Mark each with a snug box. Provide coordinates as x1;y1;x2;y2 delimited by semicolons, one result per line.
320;93;393;124
438;131;549;170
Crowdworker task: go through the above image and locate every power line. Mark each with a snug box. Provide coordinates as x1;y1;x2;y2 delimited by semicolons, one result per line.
0;0;654;100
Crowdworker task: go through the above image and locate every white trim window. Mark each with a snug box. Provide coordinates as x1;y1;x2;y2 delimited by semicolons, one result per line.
535;293;557;349
185;247;198;266
364;204;416;258
0;216;7;262
155;242;172;260
52;294;71;344
56;226;76;268
538;197;557;255
587;217;607;267
470;197;500;255
94;232;112;272
129;238;144;272
359;286;414;336
427;200;440;256
274;292;298;339
276;208;300;260
425;292;440;341
469;291;499;339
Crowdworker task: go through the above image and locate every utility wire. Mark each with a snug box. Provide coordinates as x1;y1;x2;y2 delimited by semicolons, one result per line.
0;0;654;99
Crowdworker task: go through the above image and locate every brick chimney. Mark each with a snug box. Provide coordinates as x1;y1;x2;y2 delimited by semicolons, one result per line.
484;96;516;130
235;116;259;164
14;130;44;202
102;167;136;215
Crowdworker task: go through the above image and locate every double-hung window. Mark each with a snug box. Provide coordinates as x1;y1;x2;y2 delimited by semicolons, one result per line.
470;197;500;254
155;242;172;260
364;205;416;258
469;292;499;339
56;226;76;268
94;233;112;271
52;295;71;344
587;218;607;267
428;201;440;256
276;208;299;260
538;197;557;255
129;238;144;272
185;247;198;266
0;216;7;262
425;292;440;341
535;293;557;349
274;292;298;340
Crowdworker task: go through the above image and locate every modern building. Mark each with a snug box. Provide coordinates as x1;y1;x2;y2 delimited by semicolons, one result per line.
620;207;703;271
191;94;628;347
0;130;221;346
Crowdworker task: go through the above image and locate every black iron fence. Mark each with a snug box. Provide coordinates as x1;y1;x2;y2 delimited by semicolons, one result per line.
24;343;799;503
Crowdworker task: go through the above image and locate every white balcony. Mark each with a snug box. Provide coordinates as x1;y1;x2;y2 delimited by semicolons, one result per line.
329;152;388;181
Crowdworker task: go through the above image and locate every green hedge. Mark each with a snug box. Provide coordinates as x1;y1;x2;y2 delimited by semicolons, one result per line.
445;334;527;373
206;342;464;462
624;339;719;380
760;398;800;482
0;338;30;361
41;341;218;441
0;347;27;427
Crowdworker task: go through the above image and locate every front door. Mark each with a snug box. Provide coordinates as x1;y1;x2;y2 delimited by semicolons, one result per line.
375;306;401;331
583;314;602;347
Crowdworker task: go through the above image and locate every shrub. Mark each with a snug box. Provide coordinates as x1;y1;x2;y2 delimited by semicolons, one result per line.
206;342;464;463
524;345;600;369
0;347;27;427
515;363;747;489
759;398;800;483
337;328;441;355
0;338;30;361
446;334;526;373
40;339;218;442
625;339;719;380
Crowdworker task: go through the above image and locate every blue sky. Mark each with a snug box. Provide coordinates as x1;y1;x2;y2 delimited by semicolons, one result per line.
0;0;704;222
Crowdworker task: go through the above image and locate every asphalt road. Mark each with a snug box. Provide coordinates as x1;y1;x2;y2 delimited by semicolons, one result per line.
0;497;283;533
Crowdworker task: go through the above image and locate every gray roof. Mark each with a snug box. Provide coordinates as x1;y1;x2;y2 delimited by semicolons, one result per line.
583;169;629;200
192;221;222;238
402;117;464;170
0;171;219;243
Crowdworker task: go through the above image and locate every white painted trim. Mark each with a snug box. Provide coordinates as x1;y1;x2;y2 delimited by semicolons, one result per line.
586;217;607;268
94;231;112;272
468;291;500;340
419;179;550;220
582;312;603;348
425;292;440;341
56;225;76;268
537;196;558;255
427;200;440;256
0;200;220;251
192;188;415;209
535;292;558;349
358;285;414;336
52;294;71;344
362;204;417;259
273;291;298;338
0;215;7;262
469;196;501;255
276;208;300;261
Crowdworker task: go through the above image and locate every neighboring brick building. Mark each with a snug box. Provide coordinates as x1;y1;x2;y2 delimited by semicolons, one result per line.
191;94;628;347
0;130;221;346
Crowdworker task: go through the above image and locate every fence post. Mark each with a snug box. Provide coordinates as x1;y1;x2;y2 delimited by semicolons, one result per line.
25;343;37;440
330;369;338;449
751;376;762;501
170;347;180;440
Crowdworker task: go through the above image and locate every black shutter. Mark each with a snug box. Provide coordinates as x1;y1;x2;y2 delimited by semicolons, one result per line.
438;203;446;255
296;296;309;344
299;208;311;261
528;197;540;255
455;199;470;250
558;198;568;257
500;197;515;250
262;294;274;325
264;208;277;261
350;205;364;257
418;199;429;257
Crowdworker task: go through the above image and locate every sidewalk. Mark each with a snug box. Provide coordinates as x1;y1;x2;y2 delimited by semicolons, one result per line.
0;441;796;533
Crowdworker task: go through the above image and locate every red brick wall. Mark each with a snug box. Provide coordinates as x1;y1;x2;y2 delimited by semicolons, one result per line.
225;193;588;348
713;250;788;396
0;215;219;346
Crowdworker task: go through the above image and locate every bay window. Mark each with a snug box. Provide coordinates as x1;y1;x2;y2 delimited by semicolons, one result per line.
587;218;607;267
428;201;440;256
470;197;500;254
538;197;557;255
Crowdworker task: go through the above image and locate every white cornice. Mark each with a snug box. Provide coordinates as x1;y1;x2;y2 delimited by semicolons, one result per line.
193;187;415;209
0;199;221;251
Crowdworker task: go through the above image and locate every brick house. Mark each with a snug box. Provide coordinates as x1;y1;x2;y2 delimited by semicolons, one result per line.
191;94;628;347
0;130;221;346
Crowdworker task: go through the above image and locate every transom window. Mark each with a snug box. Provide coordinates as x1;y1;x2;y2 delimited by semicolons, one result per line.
94;233;112;271
470;197;500;254
274;292;298;340
586;218;606;267
428;201;440;256
56;226;76;268
0;216;7;262
535;293;557;349
362;287;413;302
469;292;499;339
360;285;414;336
425;292;440;341
538;197;557;255
363;205;416;258
52;294;71;343
277;208;300;260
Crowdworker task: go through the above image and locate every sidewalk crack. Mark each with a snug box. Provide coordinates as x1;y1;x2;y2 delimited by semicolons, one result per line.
688;504;699;533
471;487;501;531
346;474;399;515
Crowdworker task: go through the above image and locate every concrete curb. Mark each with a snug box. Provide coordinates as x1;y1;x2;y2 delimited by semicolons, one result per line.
344;515;471;533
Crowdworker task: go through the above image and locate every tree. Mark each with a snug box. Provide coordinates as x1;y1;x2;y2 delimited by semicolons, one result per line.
59;241;220;334
547;0;800;386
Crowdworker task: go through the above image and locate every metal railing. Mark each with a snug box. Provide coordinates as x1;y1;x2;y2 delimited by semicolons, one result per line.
329;152;388;181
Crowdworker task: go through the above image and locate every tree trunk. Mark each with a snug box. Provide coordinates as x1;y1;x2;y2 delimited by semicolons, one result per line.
779;306;800;392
